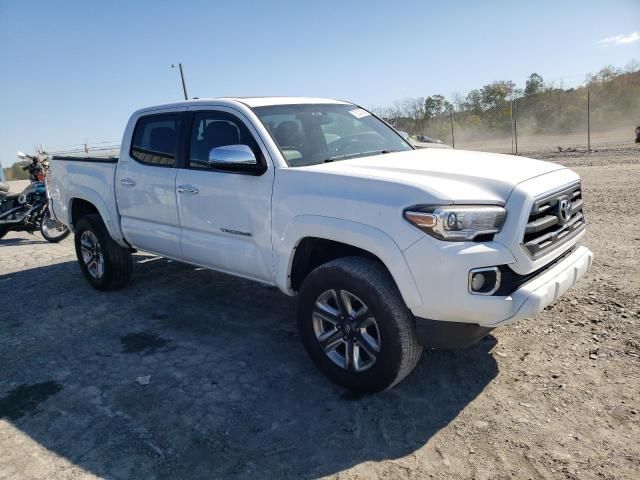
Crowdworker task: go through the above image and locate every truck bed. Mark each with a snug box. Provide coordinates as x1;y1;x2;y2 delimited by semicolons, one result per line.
48;155;123;241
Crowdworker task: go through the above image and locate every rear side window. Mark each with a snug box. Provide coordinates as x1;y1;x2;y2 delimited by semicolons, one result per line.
130;114;180;166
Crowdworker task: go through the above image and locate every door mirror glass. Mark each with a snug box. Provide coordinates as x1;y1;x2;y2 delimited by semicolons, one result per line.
208;144;257;166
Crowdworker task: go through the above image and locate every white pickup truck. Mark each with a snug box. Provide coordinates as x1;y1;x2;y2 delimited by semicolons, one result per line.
49;97;592;392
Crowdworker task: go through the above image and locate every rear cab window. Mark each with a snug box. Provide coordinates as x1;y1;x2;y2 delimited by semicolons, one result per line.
130;114;180;166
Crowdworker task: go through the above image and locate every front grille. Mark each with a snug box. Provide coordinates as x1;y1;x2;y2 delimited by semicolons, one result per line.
495;246;576;296
522;182;585;258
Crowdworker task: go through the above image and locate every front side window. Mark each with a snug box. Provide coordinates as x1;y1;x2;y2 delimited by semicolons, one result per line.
130;114;179;166
253;104;413;167
189;111;261;170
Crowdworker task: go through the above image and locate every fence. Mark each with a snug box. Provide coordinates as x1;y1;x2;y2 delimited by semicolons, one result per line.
393;71;640;155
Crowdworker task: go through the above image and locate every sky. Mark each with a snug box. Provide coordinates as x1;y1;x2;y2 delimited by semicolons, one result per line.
1;0;639;166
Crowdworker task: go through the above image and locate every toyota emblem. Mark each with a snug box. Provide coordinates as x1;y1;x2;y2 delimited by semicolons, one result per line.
557;197;572;223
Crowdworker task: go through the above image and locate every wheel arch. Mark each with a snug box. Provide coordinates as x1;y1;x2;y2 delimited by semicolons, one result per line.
277;216;422;309
67;191;125;246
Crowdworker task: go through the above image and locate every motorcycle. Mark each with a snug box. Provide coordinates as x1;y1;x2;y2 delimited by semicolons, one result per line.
0;151;70;243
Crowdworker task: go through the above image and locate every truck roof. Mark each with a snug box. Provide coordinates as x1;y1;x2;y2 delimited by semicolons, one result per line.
231;97;351;107
135;97;351;114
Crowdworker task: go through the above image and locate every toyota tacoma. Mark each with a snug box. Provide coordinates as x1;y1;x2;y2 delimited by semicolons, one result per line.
48;97;592;392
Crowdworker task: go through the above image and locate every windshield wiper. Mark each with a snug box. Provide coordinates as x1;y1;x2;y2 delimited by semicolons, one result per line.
323;149;398;163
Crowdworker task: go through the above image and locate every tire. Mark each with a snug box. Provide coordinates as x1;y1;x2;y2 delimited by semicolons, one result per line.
40;210;70;243
0;226;9;239
74;214;132;290
297;256;422;392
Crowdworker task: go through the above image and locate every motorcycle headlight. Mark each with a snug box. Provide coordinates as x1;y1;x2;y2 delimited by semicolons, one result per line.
404;205;507;241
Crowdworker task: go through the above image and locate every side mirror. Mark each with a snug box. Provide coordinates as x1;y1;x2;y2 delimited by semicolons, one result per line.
398;131;410;141
17;151;27;159
208;144;257;166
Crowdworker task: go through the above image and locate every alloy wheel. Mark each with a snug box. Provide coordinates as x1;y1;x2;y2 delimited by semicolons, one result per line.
312;289;381;372
80;230;105;279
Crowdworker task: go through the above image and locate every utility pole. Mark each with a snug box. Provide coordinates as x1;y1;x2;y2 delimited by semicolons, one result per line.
171;63;189;100
513;98;519;155
587;88;591;152
510;96;514;154
450;109;455;148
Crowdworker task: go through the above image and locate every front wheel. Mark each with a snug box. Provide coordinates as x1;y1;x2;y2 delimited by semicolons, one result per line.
40;210;70;243
297;257;422;392
74;214;132;290
0;226;9;239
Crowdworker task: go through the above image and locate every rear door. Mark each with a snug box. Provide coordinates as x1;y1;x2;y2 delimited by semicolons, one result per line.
116;109;184;257
175;106;275;283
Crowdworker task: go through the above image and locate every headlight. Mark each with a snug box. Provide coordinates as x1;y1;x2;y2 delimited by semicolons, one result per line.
404;205;507;241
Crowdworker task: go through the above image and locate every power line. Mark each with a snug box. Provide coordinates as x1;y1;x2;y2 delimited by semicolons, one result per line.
46;140;119;149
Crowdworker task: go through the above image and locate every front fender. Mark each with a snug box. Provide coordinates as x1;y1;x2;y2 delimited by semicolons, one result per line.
275;215;422;309
67;187;125;246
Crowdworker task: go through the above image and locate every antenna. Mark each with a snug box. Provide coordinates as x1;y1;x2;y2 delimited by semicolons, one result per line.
171;63;189;100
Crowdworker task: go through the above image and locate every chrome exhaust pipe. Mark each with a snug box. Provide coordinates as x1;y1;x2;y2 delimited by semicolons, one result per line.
0;205;24;221
0;204;39;224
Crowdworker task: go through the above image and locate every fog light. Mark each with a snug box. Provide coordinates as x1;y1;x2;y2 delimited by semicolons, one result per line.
468;267;501;295
471;273;486;291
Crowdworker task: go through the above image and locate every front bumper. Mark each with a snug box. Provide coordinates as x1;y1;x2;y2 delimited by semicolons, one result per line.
404;235;592;327
499;245;592;326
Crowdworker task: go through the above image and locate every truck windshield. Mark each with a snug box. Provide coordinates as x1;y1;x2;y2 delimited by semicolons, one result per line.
253;104;413;167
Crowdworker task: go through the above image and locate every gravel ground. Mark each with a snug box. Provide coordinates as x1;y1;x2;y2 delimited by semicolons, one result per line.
0;144;638;479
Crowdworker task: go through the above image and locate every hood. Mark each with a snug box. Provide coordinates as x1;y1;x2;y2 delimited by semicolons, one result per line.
306;148;565;204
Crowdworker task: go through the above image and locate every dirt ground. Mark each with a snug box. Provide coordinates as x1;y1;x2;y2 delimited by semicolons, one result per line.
0;144;638;479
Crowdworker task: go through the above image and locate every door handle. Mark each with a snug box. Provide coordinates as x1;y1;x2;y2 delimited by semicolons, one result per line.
120;178;136;188
177;184;199;195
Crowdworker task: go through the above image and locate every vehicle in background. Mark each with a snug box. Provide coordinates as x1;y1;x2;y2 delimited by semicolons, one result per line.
0;151;70;242
635;126;640;143
48;97;592;392
411;136;452;149
416;134;444;144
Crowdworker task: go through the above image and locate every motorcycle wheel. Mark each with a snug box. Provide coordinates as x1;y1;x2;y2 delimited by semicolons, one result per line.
40;211;70;243
0;226;8;239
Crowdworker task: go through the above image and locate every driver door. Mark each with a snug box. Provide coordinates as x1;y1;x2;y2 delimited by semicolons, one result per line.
175;106;275;283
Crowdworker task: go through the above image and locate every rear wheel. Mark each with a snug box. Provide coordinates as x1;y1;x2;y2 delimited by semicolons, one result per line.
74;214;132;290
298;257;422;392
0;226;9;239
40;210;70;243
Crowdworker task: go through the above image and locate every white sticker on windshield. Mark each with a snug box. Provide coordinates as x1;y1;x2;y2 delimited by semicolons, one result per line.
349;108;371;119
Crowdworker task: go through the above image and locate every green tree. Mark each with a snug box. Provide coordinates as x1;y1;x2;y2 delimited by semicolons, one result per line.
464;89;483;113
424;95;447;119
480;81;514;110
524;73;545;96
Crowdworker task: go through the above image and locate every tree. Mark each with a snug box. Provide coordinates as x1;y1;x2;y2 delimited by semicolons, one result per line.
376;62;639;141
586;65;620;86
624;59;640;73
451;92;465;112
404;97;425;133
480;81;515;110
524;73;545;96
424;95;449;119
464;89;483;113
